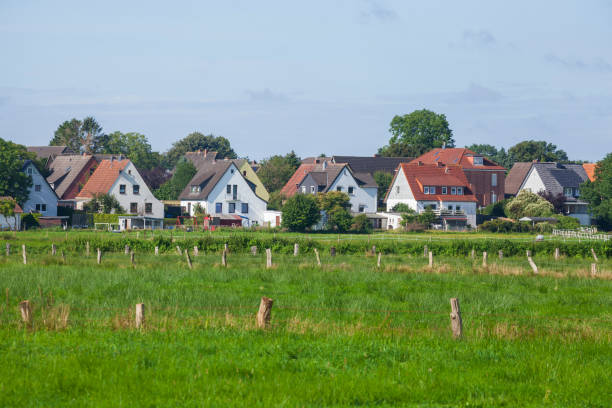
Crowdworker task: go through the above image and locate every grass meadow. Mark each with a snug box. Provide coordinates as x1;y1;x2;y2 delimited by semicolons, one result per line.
0;232;611;406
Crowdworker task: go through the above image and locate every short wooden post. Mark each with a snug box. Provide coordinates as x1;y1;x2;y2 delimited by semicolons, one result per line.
154;246;159;256
449;298;463;339
86;241;90;256
51;243;57;256
526;249;531;257
193;246;199;256
176;246;182;255
554;247;560;260
125;245;130;255
135;303;145;328
136;232;140;239
61;250;66;263
591;248;598;262
527;256;538;274
97;248;102;264
256;297;274;329
293;243;299;256
20;300;32;326
185;250;192;269
314;248;321;267
424;245;428;257
377;252;381;268
590;263;597;277
330;247;336;257
130;251;135;266
471;249;475;259
482;251;487;267
250;246;257;255
266;248;272;269
428;251;433;268
221;249;227;267
371;245;376;256
498;250;503;260
5;243;9;256
22;245;26;265
224;243;229;253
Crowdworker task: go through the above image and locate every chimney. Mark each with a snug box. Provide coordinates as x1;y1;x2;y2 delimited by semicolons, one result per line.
322;161;328;170
442;142;446;149
204;149;207;157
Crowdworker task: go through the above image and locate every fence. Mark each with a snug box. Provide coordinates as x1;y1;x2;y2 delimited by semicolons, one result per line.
552;229;610;241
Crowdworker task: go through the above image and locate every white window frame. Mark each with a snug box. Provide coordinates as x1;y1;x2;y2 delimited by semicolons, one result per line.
441;186;447;194
492;173;497;187
310;186;315;194
301;186;307;194
451;187;456;195
457;187;463;195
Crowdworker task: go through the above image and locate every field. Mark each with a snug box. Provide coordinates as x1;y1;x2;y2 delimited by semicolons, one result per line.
1;230;611;406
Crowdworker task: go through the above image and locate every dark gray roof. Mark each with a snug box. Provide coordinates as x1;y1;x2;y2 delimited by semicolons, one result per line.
178;160;233;200
27;146;72;163
353;172;377;188
184;151;218;169
532;163;588;195
332;156;414;174
297;163;348;192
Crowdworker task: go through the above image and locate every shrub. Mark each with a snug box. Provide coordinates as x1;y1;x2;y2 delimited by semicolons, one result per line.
505;190;553;219
281;194;321;232
481;199;508;217
350;214;372;233
326;207;353;232
391;203;412;213
21;213;40;229
552;214;581;230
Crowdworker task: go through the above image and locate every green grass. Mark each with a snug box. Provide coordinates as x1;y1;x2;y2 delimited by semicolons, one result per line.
0;236;611;406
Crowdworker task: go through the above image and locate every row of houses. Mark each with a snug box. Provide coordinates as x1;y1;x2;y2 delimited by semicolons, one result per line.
1;145;598;231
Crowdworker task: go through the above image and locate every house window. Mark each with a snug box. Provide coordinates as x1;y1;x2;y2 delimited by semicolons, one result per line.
133;185;140;195
396;186;400;194
448;205;453;210
456;205;461;211
359;205;365;212
430;186;435;194
191;185;200;193
301;186;307;194
441;186;447;194
492;192;497;203
336;186;342;192
473;156;483;165
35;204;47;212
35;185;41;192
241;203;248;213
348;186;354;195
130;203;138;213
564;187;573;197
90;167;95;176
424;186;429;194
128;170;132;175
451;187;456;195
229;203;236;213
26;167;33;175
119;184;126;194
457;187;463;195
215;202;222;213
492;173;498;187
310;186;315;194
575;188;580;197
227;185;232;194
145;203;152;214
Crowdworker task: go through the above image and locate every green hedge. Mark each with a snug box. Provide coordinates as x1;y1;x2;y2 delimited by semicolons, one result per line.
92;213;131;224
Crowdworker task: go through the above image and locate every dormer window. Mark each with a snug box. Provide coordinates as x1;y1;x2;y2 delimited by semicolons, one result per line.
191;185;200;193
564;187;573;197
457;187;463;195
473;156;483;165
26;167;33;175
424;186;435;194
441;186;447;194
451;187;456;195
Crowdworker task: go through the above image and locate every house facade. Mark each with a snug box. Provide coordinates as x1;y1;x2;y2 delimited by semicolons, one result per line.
518;162;591;225
385;163;478;228
22;161;58;216
179;160;267;226
76;159;164;219
412;148;506;208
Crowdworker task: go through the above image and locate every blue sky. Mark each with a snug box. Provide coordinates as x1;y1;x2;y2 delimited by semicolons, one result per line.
1;0;611;161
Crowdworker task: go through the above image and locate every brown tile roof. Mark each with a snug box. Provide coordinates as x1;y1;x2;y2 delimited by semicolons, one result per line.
184;150;218;169
583;163;597;182
77;159;130;198
0;197;23;213
505;162;533;195
387;163;477;203
47;155;97;198
412;148;506;170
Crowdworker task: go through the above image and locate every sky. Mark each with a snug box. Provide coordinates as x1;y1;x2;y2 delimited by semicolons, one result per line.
1;0;611;161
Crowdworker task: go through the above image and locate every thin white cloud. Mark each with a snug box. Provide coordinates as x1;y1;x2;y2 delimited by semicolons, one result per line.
545;54;612;73
359;0;398;23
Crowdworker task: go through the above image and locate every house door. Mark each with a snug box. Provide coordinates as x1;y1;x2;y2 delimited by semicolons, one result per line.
275;216;280;226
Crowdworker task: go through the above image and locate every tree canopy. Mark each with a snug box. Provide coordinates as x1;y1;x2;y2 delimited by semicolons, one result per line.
154;159;197;200
100;132;159;170
508;140;568;163
378;109;455;157
0;137;36;205
505;190;554;219
580;153;612;230
281;194;320;232
465;144;512;168
163;132;237;169
257;151;300;193
0;197;19;230
50;116;106;154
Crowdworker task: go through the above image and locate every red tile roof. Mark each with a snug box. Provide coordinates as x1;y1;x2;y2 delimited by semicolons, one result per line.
0;197;23;213
412;148;506;170
280;163;316;197
389;163;478;203
583;163;597;182
77;159;129;198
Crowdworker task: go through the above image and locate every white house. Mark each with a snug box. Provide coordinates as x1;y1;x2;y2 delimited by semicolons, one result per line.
385;162;478;229
22;160;58;216
179;160;268;226
76;158;164;219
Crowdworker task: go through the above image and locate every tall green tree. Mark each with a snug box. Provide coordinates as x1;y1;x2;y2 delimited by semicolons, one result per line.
0;197;19;230
281;194;320;232
163;132;237;169
317;191;353;232
373;171;393;206
0;137;35;205
50;116;106;154
257;151;301;193
581;153;612;230
378;109;455;157
101;132;159;170
508;140;568;163
154;159;197;200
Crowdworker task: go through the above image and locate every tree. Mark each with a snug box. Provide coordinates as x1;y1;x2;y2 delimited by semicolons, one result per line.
373;171;393;207
0;197;19;230
378;109;455;157
0;137;35;205
163;132;237;169
581;153;612;230
508;140;568;164
139;167;171;191
266;191;285;211
83;193;124;214
505;190;554;219
154;159;197;200
326;206;353;232
257;151;301;192
350;214;372;233
100;132;159;170
317;191;351;212
50;117;106;154
538;191;565;214
281;194;320;232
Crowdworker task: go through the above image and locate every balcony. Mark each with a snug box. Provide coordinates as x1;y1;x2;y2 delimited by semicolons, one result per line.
431;209;466;216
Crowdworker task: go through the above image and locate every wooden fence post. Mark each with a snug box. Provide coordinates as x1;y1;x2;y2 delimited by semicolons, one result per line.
130;251;135;266
330;247;336;257
591;248;598;262
554;247;560;261
221;249;227;267
97;248;102;264
377;252;381;268
256;297;274;329
5;243;9;256
193;246;199;256
154;246;159;256
371;245;376;256
61;250;66;264
224;243;229;253
526;249;531;257
471;249;475;259
251;246;257;256
125;245;130;255
294;243;299;256
266;248;272;269
498;250;503;260
20;300;32;327
424;245;428;257
175;246;182;256
482;252;487;267
449;298;463;339
428;251;433;268
527;256;538;274
185;250;192;269
51;243;56;256
591;263;597;277
86;241;90;256
135;303;145;328
22;245;26;265
314;248;321;267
